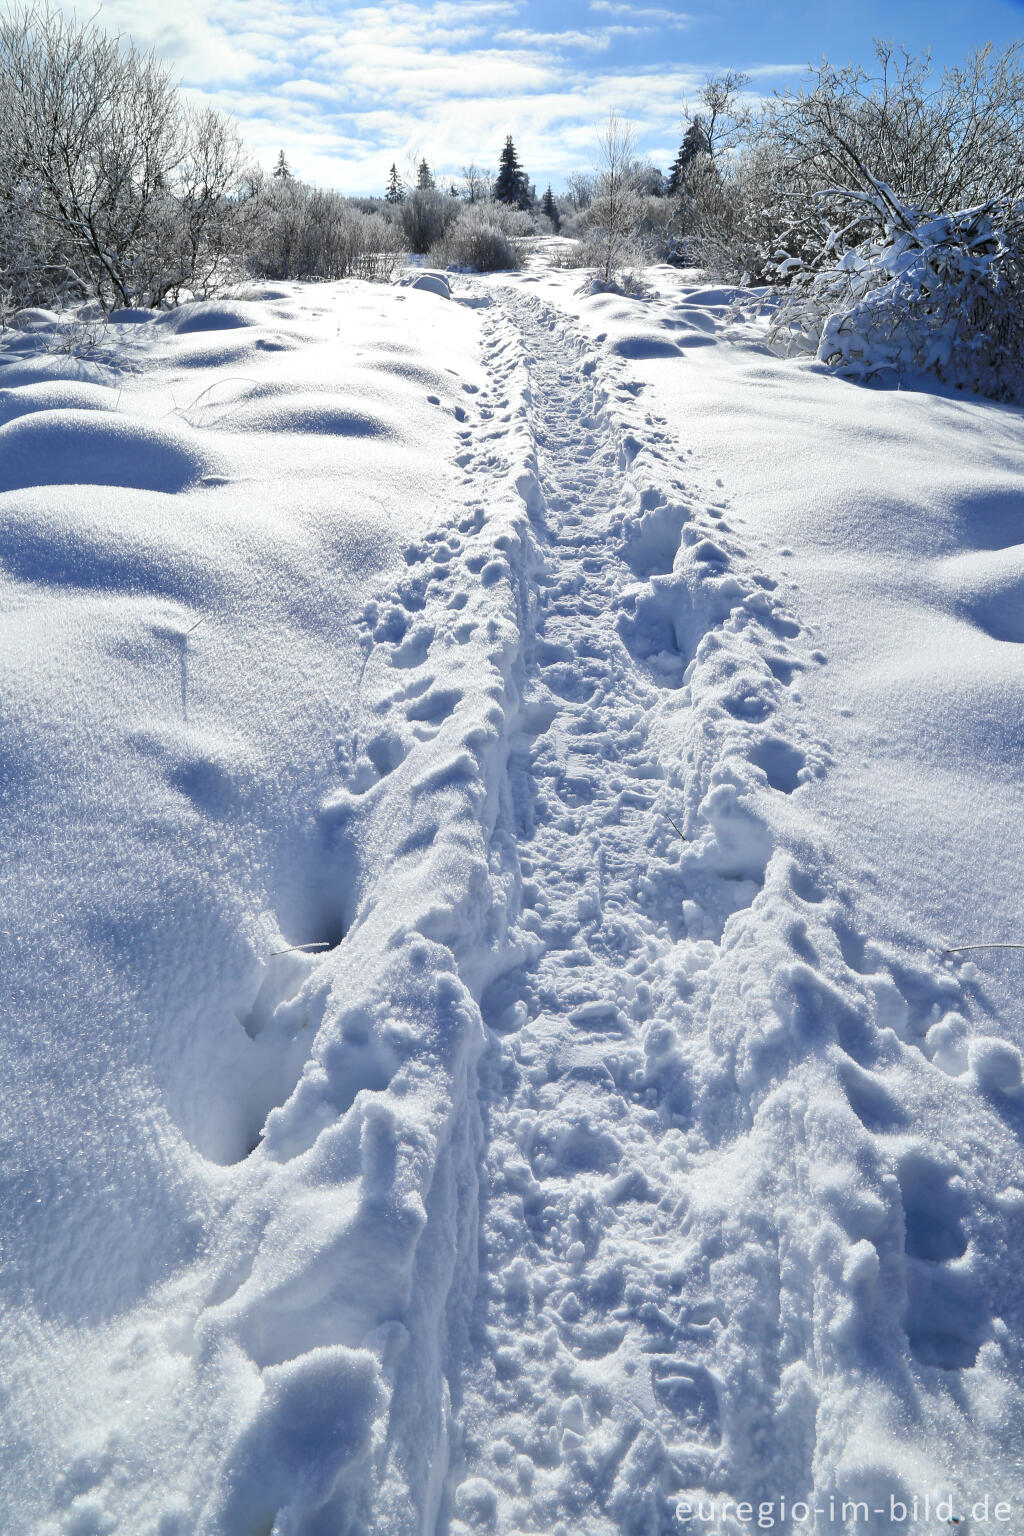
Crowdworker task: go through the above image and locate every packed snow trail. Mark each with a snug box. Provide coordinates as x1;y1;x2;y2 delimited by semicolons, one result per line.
442;282;834;1532
439;282;1024;1533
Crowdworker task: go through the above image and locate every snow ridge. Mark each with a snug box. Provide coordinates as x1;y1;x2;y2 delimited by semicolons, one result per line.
195;299;548;1534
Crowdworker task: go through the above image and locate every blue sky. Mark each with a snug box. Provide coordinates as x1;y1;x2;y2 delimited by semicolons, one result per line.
82;0;1024;194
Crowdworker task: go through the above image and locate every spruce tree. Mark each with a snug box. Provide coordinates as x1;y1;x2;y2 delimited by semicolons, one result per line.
385;163;405;203
666;121;708;194
494;135;531;209
541;185;560;231
273;149;292;180
416;158;434;191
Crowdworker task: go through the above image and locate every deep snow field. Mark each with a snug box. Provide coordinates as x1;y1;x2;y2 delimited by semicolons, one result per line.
1;251;1023;1536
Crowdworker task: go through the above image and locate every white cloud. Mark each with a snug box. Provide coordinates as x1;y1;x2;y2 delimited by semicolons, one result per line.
278;78;342;98
744;61;809;78
55;0;793;193
496;28;614;52
589;2;692;25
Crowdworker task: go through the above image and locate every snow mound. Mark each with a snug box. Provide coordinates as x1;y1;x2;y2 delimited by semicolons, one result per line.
211;389;400;439
0;379;119;426
0;351;111;387
156;300;258;334
109;307;158;325
0;277;493;1535
0;488;220;597
931;545;1024;644
211;1346;384;1534
404;272;451;300
610;333;684;358
0;409;214;493
9;306;60;329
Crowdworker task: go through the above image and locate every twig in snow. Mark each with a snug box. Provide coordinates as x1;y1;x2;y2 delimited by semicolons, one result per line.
944;943;1024;954
183;614;207;636
666;815;689;843
168;376;259;423
268;941;331;958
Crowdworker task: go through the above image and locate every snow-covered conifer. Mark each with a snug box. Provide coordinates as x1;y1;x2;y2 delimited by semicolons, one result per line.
494;135;532;209
667;121;708;194
385;163;405;203
541;185;560;230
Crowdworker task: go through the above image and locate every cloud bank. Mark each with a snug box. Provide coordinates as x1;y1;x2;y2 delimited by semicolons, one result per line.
65;0;795;192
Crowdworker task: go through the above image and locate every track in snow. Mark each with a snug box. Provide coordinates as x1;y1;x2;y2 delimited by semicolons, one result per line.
440;283;1024;1535
444;286;823;1533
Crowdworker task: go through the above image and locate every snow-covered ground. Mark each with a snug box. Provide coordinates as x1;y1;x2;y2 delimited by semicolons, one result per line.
1;259;1023;1536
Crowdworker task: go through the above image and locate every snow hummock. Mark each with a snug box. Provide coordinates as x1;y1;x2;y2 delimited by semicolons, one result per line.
2;264;1023;1535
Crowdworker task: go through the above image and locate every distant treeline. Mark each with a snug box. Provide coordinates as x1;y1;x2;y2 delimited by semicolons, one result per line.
2;6;1021;398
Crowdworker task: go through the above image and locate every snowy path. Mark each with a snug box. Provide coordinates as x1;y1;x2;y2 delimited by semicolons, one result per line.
455;289;709;1523
442;284;827;1530
440;283;1024;1533
447;287;751;1531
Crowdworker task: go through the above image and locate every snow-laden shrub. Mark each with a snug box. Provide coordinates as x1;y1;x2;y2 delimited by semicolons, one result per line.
0;179;72;313
348;214;408;282
573;199;650;279
665;43;1024;294
634;193;677;262
584;186;645;281
770;45;1024;238
399;190;459;256
567;117;670;281
554;206;588;240
546;240;592;270
247;181;407;282
549;203;668;274
667;140;803;283
428;203;526;271
766;190;1024;400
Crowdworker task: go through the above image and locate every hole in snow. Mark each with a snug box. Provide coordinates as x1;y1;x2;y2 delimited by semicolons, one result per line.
898;1153;968;1262
748;737;806;794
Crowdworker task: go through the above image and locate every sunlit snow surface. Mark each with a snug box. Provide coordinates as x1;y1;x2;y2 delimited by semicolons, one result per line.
1;261;1023;1534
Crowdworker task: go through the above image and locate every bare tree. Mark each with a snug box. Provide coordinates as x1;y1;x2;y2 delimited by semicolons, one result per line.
0;3;248;309
460;162;491;204
586;111;644;283
565;170;596;213
681;71;752;160
155;106;247;302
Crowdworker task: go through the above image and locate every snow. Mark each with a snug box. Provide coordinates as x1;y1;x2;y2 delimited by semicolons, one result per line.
402;272;453;301
2;262;1023;1535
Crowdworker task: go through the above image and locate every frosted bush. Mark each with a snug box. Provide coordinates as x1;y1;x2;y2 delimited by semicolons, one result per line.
248;182;407;282
348;213;407;282
399;189;459;256
546;241;593;270
428;203;525;271
767;189;1024;401
0;9;248;310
